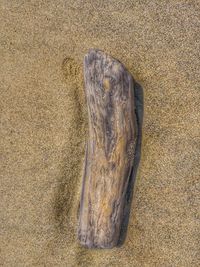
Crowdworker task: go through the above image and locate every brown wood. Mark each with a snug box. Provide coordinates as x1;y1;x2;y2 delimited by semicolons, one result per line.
78;49;137;248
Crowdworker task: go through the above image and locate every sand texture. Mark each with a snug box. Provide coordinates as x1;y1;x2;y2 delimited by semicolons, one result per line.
0;1;200;266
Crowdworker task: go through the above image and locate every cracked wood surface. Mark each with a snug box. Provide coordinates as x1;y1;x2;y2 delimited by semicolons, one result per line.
78;49;137;248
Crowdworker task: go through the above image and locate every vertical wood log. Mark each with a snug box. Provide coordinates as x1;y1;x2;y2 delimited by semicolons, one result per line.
78;49;137;248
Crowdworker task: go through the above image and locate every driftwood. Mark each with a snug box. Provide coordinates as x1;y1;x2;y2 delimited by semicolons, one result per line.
78;49;137;248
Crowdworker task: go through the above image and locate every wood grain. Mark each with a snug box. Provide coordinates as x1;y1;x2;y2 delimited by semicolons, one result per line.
78;49;137;248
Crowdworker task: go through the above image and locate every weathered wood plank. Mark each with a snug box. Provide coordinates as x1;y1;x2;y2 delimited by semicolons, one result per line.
78;49;137;248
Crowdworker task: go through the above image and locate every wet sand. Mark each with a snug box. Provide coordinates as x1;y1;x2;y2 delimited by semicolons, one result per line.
0;1;199;266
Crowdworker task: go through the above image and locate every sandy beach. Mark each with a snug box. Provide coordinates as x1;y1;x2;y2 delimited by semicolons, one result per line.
0;1;199;266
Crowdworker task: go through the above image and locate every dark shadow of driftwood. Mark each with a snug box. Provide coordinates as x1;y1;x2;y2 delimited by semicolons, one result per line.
117;82;144;247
